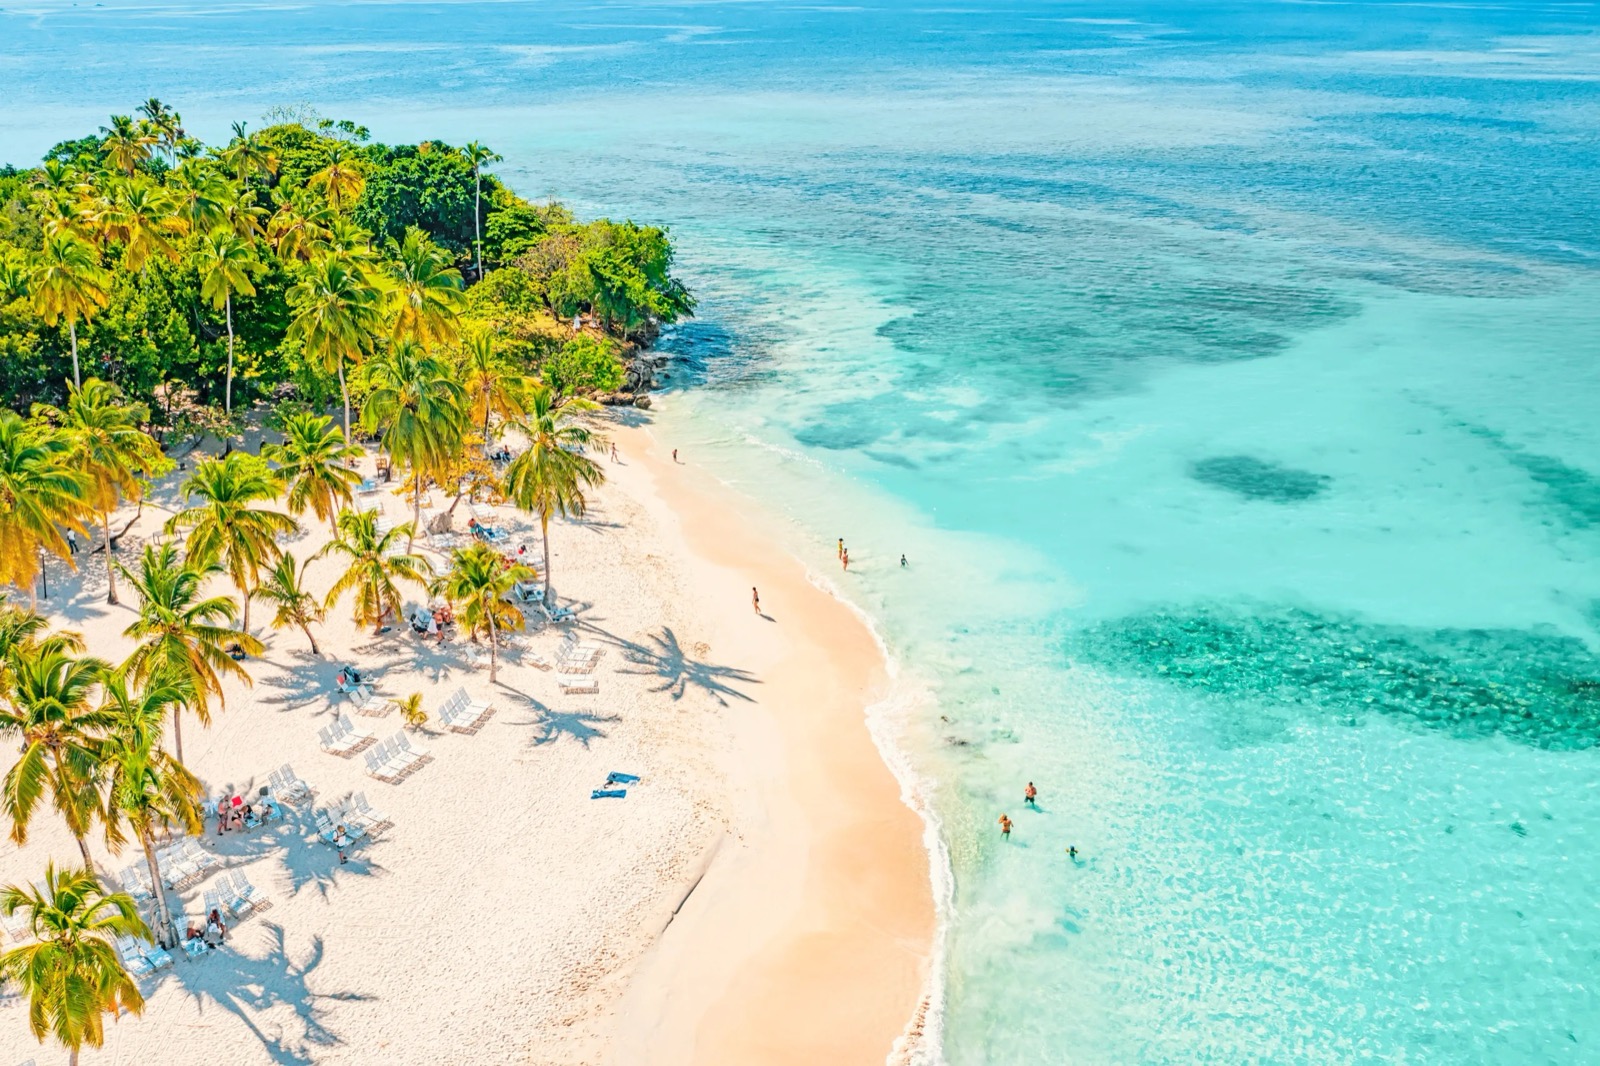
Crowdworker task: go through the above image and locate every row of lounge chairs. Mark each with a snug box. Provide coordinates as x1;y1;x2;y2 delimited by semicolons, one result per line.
155;837;220;890
314;793;390;844
437;688;493;733
203;869;272;923
269;764;312;804
115;933;174;977
319;714;375;756
557;632;602;693
363;732;430;783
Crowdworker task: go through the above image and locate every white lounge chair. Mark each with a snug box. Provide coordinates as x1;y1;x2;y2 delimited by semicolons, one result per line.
231;870;271;913
352;792;391;831
558;673;600;695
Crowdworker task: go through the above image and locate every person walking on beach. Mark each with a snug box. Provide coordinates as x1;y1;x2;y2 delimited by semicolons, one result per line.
752;587;761;615
611;442;619;463
1025;782;1038;808
998;814;1013;840
672;448;679;463
66;529;78;555
333;824;349;864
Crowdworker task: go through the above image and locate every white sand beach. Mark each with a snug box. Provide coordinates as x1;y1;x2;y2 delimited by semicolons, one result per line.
0;410;932;1065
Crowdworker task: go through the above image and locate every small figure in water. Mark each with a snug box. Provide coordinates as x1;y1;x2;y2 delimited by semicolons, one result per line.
838;537;845;560
752;587;761;615
841;547;850;571
1065;845;1079;861
998;813;1012;840
900;553;907;568
1025;782;1038;808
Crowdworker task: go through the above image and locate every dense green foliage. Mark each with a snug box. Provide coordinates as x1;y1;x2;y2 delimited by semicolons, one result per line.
0;103;693;418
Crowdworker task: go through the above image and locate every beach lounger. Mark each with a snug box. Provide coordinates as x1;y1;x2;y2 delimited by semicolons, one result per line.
363;743;404;783
606;772;641;786
513;580;544;604
438;687;492;733
540;601;576;624
270;764;312;803
114;935;157;977
231;870;272;913
392;731;429;769
352;792;392;831
348;688;390;716
118;865;155;906
558;673;599;694
591;789;627;799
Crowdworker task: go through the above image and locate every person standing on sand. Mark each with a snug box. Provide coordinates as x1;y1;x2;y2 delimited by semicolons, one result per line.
611;442;619;462
334;824;349;864
1025;782;1038;808
752;587;761;615
672;448;679;463
66;529;78;555
999;814;1013;840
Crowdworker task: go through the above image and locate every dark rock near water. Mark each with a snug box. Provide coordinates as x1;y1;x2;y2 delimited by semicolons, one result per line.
1190;455;1331;503
633;395;652;409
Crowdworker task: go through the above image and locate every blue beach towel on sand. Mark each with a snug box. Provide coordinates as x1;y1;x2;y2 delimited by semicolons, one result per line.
606;772;640;785
592;788;627;799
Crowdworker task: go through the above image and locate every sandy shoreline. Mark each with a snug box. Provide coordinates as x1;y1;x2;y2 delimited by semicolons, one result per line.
0;410;933;1065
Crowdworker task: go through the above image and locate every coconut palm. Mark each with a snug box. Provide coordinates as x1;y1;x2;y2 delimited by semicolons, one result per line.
0;411;87;604
0;599;83;693
386;226;465;346
317;508;430;635
439;542;530;683
361;340;466;550
165;453;296;634
218;183;268;241
167;167;230;236
118;542;261;763
263;411;362;530
195;229;261;414
286;253;384;443
396;692;426;730
99;672;202;947
94;177;180;274
0;647;113;867
251;552;326;654
460;141;501;277
31;232;111;387
216;121;279;185
267;187;334;262
137;98;183;167
0;863;148;1065
98;114;155;177
310;144;366;213
32;379;170;605
462;331;529;457
503;385;605;600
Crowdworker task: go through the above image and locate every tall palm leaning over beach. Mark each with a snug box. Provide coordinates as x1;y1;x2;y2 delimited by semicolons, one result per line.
362;340;466;551
252;552;326;655
441;542;530;683
195;228;261;415
99;671;202;948
118;542;260;764
30;232;110;388
0;863;148;1065
33;378;170;605
0;647;113;867
166;452;296;635
287;253;384;445
318;508;430;635
0;410;87;605
504;385;605;601
263;411;363;533
461;141;501;278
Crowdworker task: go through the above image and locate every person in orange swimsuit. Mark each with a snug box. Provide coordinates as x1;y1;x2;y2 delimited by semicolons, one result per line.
998;814;1012;839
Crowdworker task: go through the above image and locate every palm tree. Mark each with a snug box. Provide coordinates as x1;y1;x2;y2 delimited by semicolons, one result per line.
461;141;501;277
310;144;366;212
287;253;384;443
218;182;268;241
0;599;83;693
0;863;148;1065
462;331;528;457
361;340;466;550
98;114;155;177
216;121;279;185
0;411;87;604
263;411;362;531
118;543;261;763
386;226;465;346
137;98;183;166
0;647;113;867
503;386;605;600
32;379;170;605
95;177;179;274
267;187;334;262
165;453;296;634
31;232;111;388
195;229;261;414
440;542;530;683
252;552;326;654
167;167;230;236
317;508;430;635
99;672;202;947
396;691;426;730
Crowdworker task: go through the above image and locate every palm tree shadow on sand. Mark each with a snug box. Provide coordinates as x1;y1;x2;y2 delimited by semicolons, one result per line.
606;626;759;707
167;920;373;1065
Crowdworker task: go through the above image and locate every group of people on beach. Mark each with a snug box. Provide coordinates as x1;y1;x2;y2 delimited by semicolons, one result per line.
215;794;275;834
998;783;1078;859
186;908;228;949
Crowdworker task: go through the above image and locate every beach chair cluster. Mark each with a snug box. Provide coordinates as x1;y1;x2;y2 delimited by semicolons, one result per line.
114;933;174;977
319;714;375;756
556;633;602;693
363;732;431;783
346;686;390;717
268;764;312;804
315;792;390;844
157;837;219;890
203;869;271;922
116;865;156;908
0;904;33;944
437;688;494;733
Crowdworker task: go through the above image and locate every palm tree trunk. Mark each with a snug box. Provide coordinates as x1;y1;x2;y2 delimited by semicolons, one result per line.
540;510;552;599
409;470;421;553
337;356;352;451
171;710;184;765
474;168;483;278
139;830;177;947
301;622;320;655
240;577;252;634
103;510;118;605
69;320;81;388
487;609;497;682
224;295;235;415
483;400;492;459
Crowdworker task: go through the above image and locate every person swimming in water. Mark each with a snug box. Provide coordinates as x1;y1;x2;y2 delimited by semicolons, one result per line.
1065;844;1079;860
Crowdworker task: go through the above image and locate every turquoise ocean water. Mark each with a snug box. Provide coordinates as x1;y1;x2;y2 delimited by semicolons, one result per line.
5;2;1599;1061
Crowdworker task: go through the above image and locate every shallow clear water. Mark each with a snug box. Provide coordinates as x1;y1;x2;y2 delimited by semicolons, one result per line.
5;2;1600;1061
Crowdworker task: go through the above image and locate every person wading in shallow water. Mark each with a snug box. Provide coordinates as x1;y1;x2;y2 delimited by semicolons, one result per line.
1025;782;1038;808
998;813;1013;840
